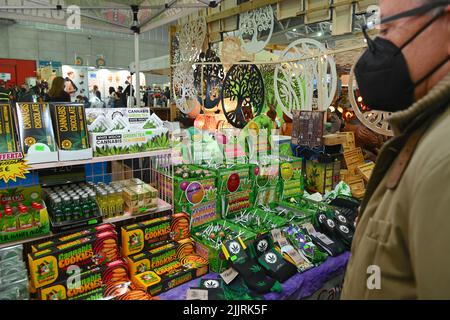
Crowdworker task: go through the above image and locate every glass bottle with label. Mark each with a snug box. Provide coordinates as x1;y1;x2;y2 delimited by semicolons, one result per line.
88;192;99;217
18;204;32;230
115;188;124;216
63;196;72;222
81;194;91;219
31;202;43;227
72;196;82;220
4;207;17;232
53;198;64;224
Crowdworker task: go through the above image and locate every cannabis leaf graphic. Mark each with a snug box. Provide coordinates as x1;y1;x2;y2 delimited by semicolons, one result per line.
250;265;261;273
205;280;219;288
256;281;266;287
257;240;268;252
265;253;277;264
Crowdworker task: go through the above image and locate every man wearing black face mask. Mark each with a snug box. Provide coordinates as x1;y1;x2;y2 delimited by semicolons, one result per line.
342;0;450;299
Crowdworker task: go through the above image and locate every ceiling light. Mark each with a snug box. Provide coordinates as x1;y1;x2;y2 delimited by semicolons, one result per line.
292;28;296;32
317;32;323;37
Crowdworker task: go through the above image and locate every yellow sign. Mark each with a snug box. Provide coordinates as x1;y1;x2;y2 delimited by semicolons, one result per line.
0;152;30;183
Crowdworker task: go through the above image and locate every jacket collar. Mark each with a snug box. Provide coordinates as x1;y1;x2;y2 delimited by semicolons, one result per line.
389;73;450;136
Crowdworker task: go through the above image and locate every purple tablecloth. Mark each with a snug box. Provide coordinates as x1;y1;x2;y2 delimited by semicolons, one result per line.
159;252;350;300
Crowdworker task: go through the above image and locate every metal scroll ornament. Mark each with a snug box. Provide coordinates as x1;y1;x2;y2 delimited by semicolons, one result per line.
239;5;274;54
348;64;394;136
194;49;224;109
178;16;207;62
221;63;264;129
173;63;197;114
274;38;337;118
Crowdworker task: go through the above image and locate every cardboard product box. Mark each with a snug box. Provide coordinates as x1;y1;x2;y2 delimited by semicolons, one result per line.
278;156;304;200
305;159;341;194
122;184;158;216
173;165;220;226
0;185;50;244
222;190;252;218
121;216;172;257
126;240;179;276
132;255;209;296
31;224;116;253
50;103;92;161
85;108;157;132
15;102;58;164
90;128;169;157
37;259;129;300
0;103;17;153
28;230;119;289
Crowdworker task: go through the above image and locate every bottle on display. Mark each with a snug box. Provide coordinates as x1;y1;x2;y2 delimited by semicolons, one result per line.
72;195;82;220
17;204;32;229
88;192;99;217
63;196;72;221
4;207;17;232
97;191;108;218
115;188;124;216
31;202;43;227
52;198;64;224
107;190;116;218
81;194;91;219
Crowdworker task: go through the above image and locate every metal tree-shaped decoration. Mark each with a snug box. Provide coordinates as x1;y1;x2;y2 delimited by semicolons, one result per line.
178;16;207;62
194;49;224;109
239;5;274;54
173;63;198;114
221;63;264;129
274;39;337;119
348;63;394;136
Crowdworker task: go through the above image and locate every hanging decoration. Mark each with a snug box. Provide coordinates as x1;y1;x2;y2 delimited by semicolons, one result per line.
178;16;207;62
221;37;255;72
238;5;274;54
221;63;264;129
173;63;198;114
274;38;337;119
194;49;224;109
348;64;393;136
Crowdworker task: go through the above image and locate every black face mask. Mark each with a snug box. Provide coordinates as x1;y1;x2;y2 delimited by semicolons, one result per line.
355;6;450;112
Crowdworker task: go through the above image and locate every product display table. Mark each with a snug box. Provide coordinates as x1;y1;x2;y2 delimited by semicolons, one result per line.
159;252;350;300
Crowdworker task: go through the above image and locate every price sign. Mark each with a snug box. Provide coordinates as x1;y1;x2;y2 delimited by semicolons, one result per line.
0;152;30;183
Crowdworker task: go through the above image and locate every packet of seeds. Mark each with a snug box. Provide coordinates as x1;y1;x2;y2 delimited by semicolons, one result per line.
15;102;57;154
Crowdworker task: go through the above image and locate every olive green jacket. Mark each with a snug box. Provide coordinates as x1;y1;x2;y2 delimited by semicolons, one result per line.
342;74;450;299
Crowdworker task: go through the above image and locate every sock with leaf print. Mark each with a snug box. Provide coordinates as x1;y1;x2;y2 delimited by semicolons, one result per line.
222;239;282;294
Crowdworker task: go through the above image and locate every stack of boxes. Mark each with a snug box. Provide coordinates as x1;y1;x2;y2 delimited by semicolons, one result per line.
0;245;29;300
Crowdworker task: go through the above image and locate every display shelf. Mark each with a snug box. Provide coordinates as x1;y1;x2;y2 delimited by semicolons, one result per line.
103;198;172;224
28;149;172;170
0;198;172;250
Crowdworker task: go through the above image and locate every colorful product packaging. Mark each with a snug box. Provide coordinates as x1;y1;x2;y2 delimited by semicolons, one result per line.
0;185;50;244
249;157;280;207
132;254;209;296
28;230;119;289
278;156;304;200
50;103;92;161
31;223;116;252
173;165;219;227
15;102;58;164
0;103;17;153
121;216;172;256
305;159;341;194
37;259;129;300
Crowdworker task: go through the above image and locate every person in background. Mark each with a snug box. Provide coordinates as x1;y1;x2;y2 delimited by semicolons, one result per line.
92;85;102;101
0;80;12;103
116;86;125;108
46;76;71;102
164;87;170;100
342;0;450;299
76;95;90;108
107;87;118;108
124;80;135;107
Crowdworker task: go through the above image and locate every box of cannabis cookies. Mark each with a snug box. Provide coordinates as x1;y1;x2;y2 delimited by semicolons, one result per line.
50;103;92;161
15;102;58;164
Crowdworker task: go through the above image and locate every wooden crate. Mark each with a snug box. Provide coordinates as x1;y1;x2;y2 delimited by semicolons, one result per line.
344;147;365;174
357;162;375;182
341;132;356;151
323;133;348;146
348;178;366;200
